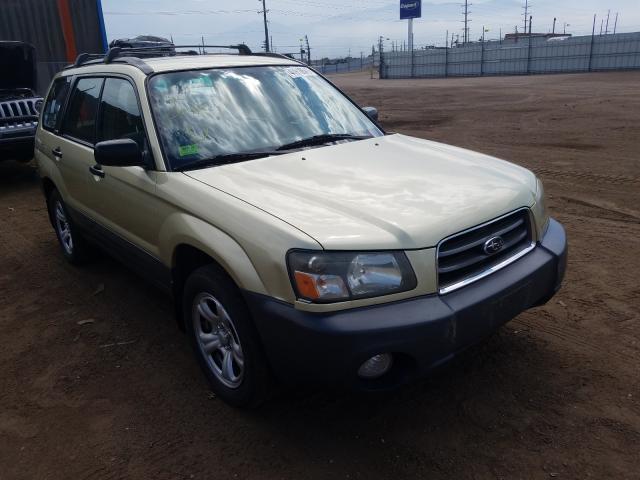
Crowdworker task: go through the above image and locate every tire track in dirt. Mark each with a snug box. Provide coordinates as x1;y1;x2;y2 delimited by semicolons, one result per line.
535;168;640;187
515;317;637;363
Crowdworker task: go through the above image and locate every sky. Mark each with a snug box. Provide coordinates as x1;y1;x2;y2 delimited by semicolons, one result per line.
102;0;640;58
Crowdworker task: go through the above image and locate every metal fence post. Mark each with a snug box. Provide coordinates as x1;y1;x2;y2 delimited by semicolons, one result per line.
445;45;448;77
527;16;533;74
411;48;415;78
588;14;596;71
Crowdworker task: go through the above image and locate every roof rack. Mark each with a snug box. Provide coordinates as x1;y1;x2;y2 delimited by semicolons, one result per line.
65;43;255;74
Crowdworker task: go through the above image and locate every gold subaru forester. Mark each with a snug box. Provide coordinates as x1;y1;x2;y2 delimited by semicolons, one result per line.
35;44;567;407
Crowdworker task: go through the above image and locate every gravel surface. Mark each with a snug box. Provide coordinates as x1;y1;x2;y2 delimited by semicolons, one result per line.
1;71;639;479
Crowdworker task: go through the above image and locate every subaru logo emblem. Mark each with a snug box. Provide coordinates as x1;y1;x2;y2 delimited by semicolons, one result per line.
483;236;505;255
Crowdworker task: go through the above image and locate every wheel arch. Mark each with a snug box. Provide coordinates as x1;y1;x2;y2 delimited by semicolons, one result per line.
41;176;58;225
165;219;269;329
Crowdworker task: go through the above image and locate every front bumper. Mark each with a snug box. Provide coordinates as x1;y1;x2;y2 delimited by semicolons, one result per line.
245;218;567;390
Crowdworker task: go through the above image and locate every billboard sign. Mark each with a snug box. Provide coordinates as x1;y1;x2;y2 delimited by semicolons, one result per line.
400;0;421;20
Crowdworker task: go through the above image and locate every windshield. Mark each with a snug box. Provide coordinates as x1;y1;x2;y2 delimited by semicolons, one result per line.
148;65;383;170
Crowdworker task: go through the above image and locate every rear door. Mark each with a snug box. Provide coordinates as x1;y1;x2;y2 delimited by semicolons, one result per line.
35;76;73;196
56;76;104;212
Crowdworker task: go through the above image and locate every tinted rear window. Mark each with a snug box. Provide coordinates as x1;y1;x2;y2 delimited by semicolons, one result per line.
42;77;72;131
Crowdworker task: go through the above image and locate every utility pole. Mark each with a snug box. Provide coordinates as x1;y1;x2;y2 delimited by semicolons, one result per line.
259;0;270;52
305;35;311;64
462;0;471;44
523;0;530;34
605;9;610;34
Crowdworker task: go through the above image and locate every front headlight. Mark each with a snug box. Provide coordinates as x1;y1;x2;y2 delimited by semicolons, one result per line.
287;250;417;303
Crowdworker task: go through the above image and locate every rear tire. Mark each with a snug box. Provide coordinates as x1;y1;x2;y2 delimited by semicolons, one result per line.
183;265;272;408
47;189;90;265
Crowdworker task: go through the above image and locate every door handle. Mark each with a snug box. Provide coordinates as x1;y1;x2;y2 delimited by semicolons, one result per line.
51;147;63;159
89;164;105;178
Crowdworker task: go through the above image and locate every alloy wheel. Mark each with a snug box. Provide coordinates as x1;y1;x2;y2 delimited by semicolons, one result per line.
192;292;245;389
54;201;73;255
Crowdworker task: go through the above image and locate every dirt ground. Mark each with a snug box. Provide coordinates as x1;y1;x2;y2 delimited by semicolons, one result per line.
1;71;639;479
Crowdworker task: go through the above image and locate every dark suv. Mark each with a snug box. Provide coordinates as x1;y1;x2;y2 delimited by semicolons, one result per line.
0;41;43;162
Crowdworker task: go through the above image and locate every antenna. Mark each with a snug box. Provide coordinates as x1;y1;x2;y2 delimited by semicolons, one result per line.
461;1;472;44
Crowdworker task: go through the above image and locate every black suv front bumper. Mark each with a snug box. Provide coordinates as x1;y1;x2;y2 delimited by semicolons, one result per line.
245;218;567;390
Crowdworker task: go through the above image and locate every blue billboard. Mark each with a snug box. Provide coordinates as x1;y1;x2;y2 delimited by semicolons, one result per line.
400;0;421;20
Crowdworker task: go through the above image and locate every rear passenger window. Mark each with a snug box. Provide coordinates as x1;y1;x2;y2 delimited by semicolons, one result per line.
97;78;145;149
63;77;103;144
42;77;71;131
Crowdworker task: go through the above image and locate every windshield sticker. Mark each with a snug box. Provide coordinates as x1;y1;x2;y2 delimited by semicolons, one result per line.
286;67;313;78
186;76;213;90
178;144;199;157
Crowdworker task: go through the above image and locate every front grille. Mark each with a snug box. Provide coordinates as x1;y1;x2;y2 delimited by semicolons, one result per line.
0;98;40;132
437;209;534;293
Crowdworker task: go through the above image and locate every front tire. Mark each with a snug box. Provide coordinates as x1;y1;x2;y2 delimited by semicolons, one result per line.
183;265;271;408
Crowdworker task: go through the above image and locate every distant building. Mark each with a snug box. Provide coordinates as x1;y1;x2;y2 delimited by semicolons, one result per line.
0;0;107;93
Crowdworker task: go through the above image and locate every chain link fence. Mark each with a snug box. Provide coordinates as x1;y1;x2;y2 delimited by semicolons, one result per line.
380;32;640;79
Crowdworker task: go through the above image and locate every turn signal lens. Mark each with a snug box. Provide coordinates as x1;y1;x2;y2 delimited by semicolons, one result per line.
294;271;319;299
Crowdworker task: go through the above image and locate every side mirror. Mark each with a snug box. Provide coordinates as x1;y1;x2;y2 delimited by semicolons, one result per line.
362;106;379;122
94;139;144;167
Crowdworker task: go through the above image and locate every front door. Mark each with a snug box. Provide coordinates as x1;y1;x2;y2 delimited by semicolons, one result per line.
83;76;165;260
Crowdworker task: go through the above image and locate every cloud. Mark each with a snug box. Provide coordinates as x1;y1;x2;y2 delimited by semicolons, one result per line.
103;0;640;58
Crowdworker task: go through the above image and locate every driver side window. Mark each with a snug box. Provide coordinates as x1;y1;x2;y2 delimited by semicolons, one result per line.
97;78;145;150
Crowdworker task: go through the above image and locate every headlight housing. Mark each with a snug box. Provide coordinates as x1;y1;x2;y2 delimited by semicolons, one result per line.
287;250;417;303
534;177;550;237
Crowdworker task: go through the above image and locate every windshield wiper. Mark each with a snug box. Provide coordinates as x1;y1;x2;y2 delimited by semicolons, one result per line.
173;151;282;172
276;133;372;151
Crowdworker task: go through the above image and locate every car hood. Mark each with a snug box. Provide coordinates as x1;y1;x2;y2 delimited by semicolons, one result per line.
0;42;37;93
185;134;537;250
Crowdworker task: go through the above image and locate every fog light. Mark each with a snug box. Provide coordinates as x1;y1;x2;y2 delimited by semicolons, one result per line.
358;353;393;379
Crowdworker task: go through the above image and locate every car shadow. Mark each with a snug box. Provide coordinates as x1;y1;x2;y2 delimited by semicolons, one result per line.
0;159;38;190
